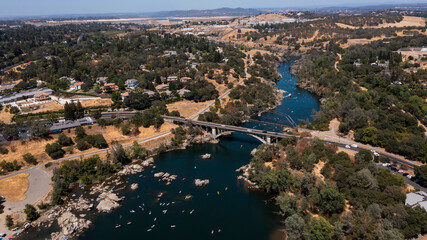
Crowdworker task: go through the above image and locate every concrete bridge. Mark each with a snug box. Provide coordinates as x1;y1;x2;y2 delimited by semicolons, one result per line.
163;116;294;144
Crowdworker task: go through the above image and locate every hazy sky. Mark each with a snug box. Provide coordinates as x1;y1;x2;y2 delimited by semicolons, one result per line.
0;0;423;18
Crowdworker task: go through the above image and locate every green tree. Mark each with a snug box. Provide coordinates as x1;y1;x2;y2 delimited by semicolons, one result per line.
285;214;305;240
24;204;39;221
112;144;130;165
75;126;87;139
308;216;334;240
131;141;148;159
58;133;74;146
318;184;345;215
5;215;13;229
415;165;427;187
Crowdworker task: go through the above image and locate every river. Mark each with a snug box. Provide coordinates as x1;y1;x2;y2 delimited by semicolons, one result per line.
22;61;320;240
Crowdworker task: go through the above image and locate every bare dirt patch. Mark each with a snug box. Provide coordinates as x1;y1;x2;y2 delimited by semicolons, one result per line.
167;100;211;118
0;173;29;202
26;101;63;114
81;98;113;108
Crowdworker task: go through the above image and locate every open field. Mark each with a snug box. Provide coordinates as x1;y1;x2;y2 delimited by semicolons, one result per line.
26;101;62;113
167;100;212;118
366;16;426;29
81;98;113;107
0;173;29;202
335;16;426;29
0;109;14;123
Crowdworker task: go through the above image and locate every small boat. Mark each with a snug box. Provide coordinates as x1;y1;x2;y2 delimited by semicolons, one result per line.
182;178;186;181
127;222;132;225
218;229;221;233
154;218;157;221
211;230;214;234
157;193;163;198
217;191;220;195
151;225;155;228
163;210;168;214
185;195;192;200
171;225;176;228
190;209;194;214
147;229;152;232
115;224;121;228
130;210;135;213
149;211;152;215
225;187;228;191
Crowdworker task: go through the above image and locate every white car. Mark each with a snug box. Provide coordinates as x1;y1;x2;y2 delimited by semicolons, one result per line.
373;152;380;157
345;145;351;149
351;144;358;148
382;163;390;167
406;174;412;179
398;170;404;173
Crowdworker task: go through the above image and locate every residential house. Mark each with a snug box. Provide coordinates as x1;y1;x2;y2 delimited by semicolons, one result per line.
167;76;178;82
178;89;191;97
101;83;119;93
96;77;107;85
0;88;54;104
155;84;169;91
180;77;191;83
164;50;177;57
143;90;156;98
353;59;362;67
190;62;200;69
34;92;50;101
405;191;427;211
70;82;83;90
125;79;139;89
121;92;129;100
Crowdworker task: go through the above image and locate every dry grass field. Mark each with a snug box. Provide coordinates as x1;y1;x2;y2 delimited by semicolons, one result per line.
0;109;14;123
81;98;113;107
366;16;426;29
28;101;63;113
0;173;29;202
167;100;212;118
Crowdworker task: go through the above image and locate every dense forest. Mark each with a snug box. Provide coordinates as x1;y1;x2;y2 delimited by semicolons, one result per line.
250;138;427;239
294;35;427;162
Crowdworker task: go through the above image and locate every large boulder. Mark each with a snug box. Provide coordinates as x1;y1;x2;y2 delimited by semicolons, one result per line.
194;179;210;187
96;192;123;212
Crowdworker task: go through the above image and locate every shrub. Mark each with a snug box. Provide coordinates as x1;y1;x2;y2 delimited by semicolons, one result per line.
58;133;74;146
76;139;90;151
23;153;37;165
24;204;39;221
45;142;65;159
0;147;8;155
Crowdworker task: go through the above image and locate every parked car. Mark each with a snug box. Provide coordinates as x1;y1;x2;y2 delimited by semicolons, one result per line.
373;152;380;157
382;163;390;167
398;170;404;173
351;144;358;148
345;145;351;149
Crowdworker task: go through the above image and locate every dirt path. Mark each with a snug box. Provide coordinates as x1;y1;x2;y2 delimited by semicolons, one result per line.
334;53;342;72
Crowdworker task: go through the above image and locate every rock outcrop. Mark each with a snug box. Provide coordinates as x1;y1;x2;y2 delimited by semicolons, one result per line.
130;183;139;190
96;192;124;212
194;179;210;187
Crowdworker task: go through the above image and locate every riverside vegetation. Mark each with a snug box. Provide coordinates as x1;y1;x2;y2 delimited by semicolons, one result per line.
249;138;427;239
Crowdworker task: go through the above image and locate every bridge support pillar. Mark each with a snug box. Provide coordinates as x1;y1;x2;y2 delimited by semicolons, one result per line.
266;136;271;145
212;128;217;137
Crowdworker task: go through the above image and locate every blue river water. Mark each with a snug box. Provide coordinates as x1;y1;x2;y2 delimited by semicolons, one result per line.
22;61;320;240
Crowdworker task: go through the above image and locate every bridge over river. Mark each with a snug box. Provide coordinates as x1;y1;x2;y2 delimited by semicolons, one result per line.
163;116;295;144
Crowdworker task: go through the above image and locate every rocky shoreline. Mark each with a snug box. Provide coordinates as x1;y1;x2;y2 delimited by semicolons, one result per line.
22;158;155;240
